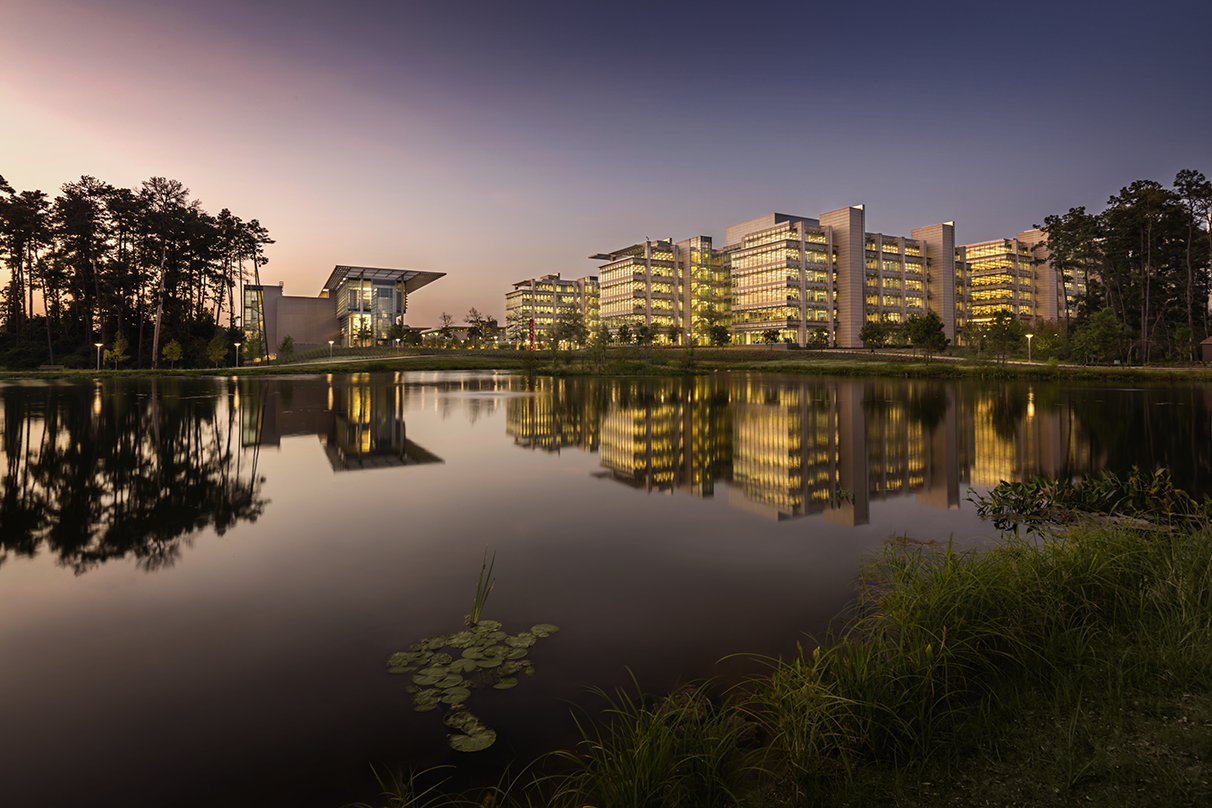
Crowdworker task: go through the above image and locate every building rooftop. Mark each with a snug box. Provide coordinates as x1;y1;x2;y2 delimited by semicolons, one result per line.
320;265;445;295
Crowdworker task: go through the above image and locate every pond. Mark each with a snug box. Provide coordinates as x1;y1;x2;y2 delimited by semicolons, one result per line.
2;370;1210;807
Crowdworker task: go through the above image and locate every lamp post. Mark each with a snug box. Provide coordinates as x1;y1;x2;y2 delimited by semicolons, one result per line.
94;342;103;371
329;339;334;359
234;342;242;368
1026;333;1034;363
395;337;400;356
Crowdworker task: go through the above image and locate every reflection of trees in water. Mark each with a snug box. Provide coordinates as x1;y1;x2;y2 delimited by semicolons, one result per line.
1065;385;1212;497
0;379;268;574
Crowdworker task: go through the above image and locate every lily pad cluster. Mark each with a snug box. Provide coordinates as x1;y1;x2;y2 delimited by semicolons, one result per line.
387;619;559;751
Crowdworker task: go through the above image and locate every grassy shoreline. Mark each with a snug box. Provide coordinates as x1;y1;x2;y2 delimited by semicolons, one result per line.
351;477;1212;807
7;346;1212;384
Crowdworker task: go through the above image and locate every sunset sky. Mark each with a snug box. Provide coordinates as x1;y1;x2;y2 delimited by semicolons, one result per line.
4;0;1210;327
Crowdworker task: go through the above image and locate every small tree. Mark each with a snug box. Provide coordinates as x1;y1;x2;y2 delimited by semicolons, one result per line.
859;320;887;349
588;323;610;368
665;322;683;346
1071;307;1129;364
105;335;130;369
616;323;633;345
243;333;263;362
985;310;1026;364
355;320;373;347
906;311;949;363
708;324;731;347
206;336;227;367
635;324;656;355
465;307;485;346
161;338;182;368
438;312;455;346
279;334;295;359
554;308;589;349
760;328;781;350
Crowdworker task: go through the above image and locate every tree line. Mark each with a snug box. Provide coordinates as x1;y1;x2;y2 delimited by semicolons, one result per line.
1039;169;1212;363
0;172;273;369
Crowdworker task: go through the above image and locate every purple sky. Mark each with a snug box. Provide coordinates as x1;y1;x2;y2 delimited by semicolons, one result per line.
4;0;1210;328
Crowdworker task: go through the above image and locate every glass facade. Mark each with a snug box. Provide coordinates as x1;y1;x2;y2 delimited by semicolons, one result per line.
334;275;406;346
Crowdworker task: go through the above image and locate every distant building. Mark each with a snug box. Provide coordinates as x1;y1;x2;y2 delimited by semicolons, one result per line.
243;265;444;354
504;274;599;346
588;208;956;349
954;230;1082;340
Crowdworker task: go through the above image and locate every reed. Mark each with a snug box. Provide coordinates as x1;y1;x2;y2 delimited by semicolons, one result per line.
467;549;496;627
549;676;764;808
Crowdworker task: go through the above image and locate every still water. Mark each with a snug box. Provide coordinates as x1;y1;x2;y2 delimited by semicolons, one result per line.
2;370;1210;807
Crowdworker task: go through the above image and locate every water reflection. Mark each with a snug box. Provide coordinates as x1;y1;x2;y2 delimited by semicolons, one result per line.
506;375;1212;525
0;378;267;574
5;372;1212;577
247;374;444;471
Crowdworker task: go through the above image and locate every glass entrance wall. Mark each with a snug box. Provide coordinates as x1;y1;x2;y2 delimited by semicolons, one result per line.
336;277;405;346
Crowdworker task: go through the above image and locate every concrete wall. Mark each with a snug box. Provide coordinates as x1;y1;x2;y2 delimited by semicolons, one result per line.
911;222;956;344
820;206;865;349
276;297;340;352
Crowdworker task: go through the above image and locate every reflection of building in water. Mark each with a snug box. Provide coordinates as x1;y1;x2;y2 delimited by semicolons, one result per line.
242;376;442;472
963;387;1093;488
505;378;600;453
506;375;1130;526
595;378;732;496
589;378;966;525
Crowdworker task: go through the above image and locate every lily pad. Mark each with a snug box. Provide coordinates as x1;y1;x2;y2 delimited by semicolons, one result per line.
461;648;484;659
530;623;559;637
481;644;506;658
431;653;453;666
437;675;464;689
449;658;478;673
404;685;421;694
504;648;529;660
449;729;496;752
412;674;443;686
476;656;502;668
505;633;536;648
447;631;476;648
441;687;471;704
474;619;503;631
492;677;518;690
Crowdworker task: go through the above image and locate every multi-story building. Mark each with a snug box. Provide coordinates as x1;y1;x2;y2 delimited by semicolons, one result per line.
589;208;955;349
504;273;599;345
955;229;1084;338
243;265;444;354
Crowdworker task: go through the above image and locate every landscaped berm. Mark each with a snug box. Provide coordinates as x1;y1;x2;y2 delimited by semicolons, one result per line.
348;469;1212;808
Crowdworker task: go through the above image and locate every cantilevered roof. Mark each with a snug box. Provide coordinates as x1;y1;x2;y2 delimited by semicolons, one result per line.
321;265;446;294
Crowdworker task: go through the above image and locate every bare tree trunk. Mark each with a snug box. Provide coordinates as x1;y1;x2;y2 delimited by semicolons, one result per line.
151;242;167;369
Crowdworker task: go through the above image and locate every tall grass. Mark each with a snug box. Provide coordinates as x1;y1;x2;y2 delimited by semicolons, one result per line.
550;677;764;808
752;521;1212;802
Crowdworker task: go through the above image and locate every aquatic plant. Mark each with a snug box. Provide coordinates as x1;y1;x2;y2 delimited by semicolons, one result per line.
467;549;496;626
968;467;1212;534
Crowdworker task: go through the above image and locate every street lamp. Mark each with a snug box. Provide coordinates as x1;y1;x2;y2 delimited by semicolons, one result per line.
329;339;334;359
234;342;242;368
94;342;103;371
395;337;400;356
1026;333;1034;363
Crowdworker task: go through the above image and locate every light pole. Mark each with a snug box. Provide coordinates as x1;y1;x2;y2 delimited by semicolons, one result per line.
395;337;400;356
94;342;103;371
329;339;334;359
234;342;242;368
1026;333;1034;363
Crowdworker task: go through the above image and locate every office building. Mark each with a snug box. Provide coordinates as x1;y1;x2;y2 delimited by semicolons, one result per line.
589;208;955;349
242;265;444;354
